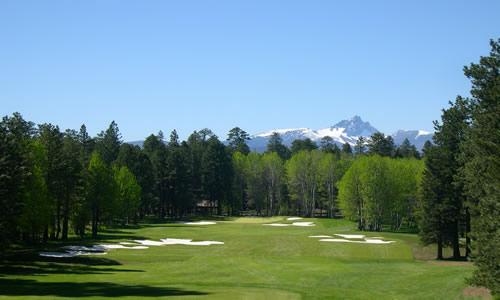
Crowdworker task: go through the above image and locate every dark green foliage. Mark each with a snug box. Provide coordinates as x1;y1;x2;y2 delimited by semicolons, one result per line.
0;113;35;246
341;143;352;155
354;137;366;155
368;132;395;157
201;136;233;215
227;127;250;155
38;123;65;240
266;133;291;160
418;97;471;260
396;138;420;159
291;138;318;154
95;121;122;165
460;39;500;293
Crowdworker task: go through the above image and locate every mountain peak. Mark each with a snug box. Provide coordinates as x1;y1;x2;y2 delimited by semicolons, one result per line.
332;116;378;137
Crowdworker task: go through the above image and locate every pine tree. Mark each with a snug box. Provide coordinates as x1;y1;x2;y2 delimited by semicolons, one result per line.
460;39;500;293
342;143;353;155
227;127;250;155
96;121;122;165
266;133;291;160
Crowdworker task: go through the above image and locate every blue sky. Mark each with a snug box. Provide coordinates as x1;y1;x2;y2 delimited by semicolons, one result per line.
1;1;499;141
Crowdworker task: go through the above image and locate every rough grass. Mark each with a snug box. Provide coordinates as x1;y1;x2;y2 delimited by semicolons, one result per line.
0;217;479;299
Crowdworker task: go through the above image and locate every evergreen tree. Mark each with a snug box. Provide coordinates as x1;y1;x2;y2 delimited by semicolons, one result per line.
419;97;471;259
60;130;83;240
227;127;250;155
354;137;366;155
266;133;291;160
291;138;318;154
368;132;395;157
38;123;65;240
396;138;420;159
460;39;500;293
320;136;335;153
96;121;122;165
201;136;233;215
342;143;353;155
0;113;35;246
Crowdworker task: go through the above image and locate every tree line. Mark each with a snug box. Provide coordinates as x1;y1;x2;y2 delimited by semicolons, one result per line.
0;110;423;246
417;39;499;293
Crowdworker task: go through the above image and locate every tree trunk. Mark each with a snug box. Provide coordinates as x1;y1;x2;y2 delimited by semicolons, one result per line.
437;234;443;260
465;207;471;258
62;193;69;240
452;221;461;259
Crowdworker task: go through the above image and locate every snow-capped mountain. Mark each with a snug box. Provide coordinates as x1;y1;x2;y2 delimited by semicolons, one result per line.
391;129;433;150
247;116;432;152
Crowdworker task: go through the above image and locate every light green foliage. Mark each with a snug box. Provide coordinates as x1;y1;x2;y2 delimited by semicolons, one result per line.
113;166;141;224
261;152;285;215
286;150;322;217
244;152;266;213
18;140;51;241
86;151;117;238
338;155;423;231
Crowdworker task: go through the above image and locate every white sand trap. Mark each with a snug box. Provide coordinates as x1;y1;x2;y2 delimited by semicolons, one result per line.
160;238;193;245
364;239;395;244
334;234;365;239
119;242;139;245
319;238;395;244
309;235;333;238
287;217;303;221
292;222;315;227
100;244;149;249
184;241;224;246
133;240;165;246
160;238;224;246
264;222;315;227
181;221;216;225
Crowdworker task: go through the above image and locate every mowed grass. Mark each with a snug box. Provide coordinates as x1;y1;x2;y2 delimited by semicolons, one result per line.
0;217;477;299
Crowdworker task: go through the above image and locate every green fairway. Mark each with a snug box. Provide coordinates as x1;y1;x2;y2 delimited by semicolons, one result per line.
0;218;476;299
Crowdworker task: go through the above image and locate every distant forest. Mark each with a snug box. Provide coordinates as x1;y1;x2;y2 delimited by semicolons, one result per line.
0;39;498;294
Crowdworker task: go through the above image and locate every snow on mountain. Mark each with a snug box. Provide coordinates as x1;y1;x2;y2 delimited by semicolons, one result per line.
391;129;433;150
247;116;432;152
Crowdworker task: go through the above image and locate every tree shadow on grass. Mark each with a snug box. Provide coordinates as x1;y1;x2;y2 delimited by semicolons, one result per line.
0;250;141;277
0;278;209;297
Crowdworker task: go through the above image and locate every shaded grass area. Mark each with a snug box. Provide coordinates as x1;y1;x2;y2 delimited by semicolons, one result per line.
0;217;478;299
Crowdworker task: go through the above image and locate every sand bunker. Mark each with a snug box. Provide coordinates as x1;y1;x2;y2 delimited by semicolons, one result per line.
133;238;224;246
287;217;303;221
319;237;395;244
133;240;165;246
100;244;149;249
309;235;333;238
334;234;365;239
161;238;224;246
264;221;315;227
180;221;216;225
292;222;315;227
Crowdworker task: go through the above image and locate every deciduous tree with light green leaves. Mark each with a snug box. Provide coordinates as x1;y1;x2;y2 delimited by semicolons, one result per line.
114;166;141;225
